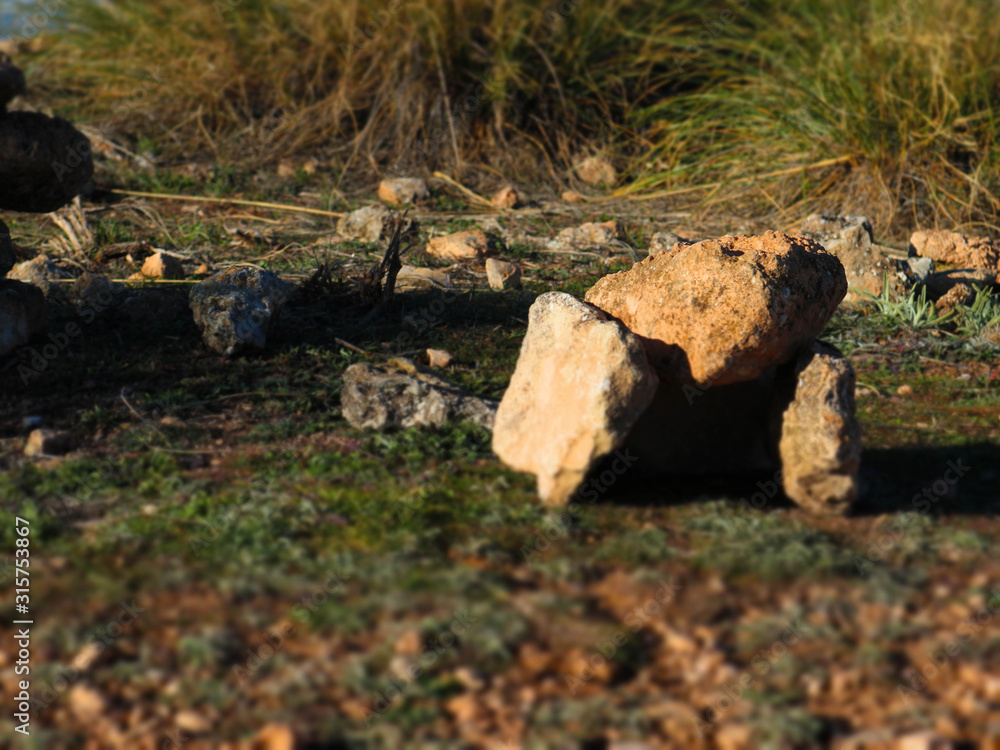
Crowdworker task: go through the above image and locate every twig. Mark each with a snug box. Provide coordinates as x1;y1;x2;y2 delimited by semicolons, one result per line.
432;172;495;208
334;338;368;355
110;189;345;218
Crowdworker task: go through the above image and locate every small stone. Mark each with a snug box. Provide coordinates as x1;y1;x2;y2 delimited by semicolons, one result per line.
188;266;293;356
892;730;953;750
394;629;422;655
377;177;429;206
485;257;521;290
68;685;106;722
491;185;520;209
897;384;914;396
647;231;683;257
575;155;617;186
251;723;296;750
141;251;185;280
337;204;417;244
72;273;126;314
195;263;210;276
561;190;585;203
341;358;497;431
934;283;977;313
175;710;212;734
426;230;504;262
492;292;658;505
426;348;453;368
395;265;453;291
550;220;625;252
7;253;72;298
777;342;862;515
25;429;73;457
0;279;46;357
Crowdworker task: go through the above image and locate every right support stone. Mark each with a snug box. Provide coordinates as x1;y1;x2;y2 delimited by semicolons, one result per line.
776;341;862;515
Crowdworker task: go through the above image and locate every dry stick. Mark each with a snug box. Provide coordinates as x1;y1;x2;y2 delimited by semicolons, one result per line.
431;172;496;208
605;154;858;203
110;189;345;218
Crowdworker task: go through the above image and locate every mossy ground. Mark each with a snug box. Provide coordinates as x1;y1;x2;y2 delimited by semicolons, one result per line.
0;168;999;748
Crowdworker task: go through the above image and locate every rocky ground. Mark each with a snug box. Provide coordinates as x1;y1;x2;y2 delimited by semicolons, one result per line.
0;165;999;750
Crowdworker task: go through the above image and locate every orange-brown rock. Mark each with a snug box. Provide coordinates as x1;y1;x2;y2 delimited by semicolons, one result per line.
491;185;520;209
574;155;617;186
584;231;847;386
492;292;658;505
426;230;503;262
377;177;429;206
910;229;1000;277
777;341;862;515
485;257;521;290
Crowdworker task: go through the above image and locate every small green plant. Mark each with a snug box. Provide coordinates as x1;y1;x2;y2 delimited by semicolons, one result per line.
955;285;1000;338
857;275;953;329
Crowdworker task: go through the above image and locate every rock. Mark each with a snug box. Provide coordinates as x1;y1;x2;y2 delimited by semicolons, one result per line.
485;258;522;290
550;220;625;252
341;358;497;430
426;348;453;368
72;273;126;314
0;55;26;111
492;292;658;505
140;251;185;280
426;230;503;262
934;283;977;314
174;709;212;735
904;256;935;286
585;231;847;386
575;155;617;186
0;111;94;213
395;265;453;291
0;218;14;277
647;231;683;257
925;268;997;299
561;191;585;204
910;229;1000;275
776;342;861;515
251;724;296;750
892;731;953;750
25;428;73;457
799;213;920;302
491;185;520;209
188;266;293;356
377;177;429;206
978;323;1000;347
7;253;72;298
68;684;106;723
0;279;45;357
337;204;417;244
897;384;914;397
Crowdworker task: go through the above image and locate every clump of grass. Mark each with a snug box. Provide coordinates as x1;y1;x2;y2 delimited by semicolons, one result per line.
635;0;1000;239
857;274;954;329
955;284;1000;337
27;0;709;184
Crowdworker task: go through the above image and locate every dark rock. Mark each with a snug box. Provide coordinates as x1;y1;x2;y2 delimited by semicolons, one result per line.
189;266;293;355
0;111;94;213
0;278;45;357
0;55;25;111
341;358;497;431
0;218;13;277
